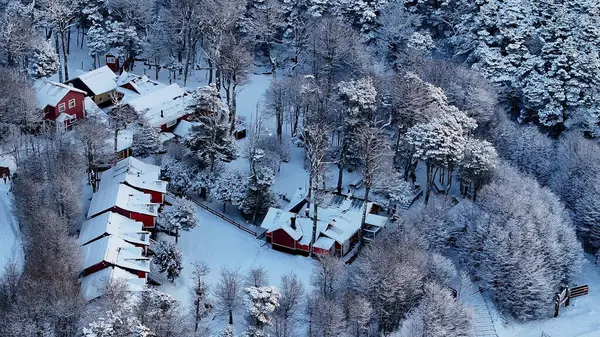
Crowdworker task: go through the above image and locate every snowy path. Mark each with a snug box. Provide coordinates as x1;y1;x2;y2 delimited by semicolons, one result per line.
0;183;23;274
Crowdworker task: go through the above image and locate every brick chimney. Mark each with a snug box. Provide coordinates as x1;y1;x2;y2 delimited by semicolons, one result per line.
290;217;296;230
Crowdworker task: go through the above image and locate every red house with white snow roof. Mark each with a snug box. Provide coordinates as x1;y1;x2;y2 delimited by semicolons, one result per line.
261;195;389;258
81;235;150;277
78;212;150;254
33;79;87;129
125;83;193;132
87;182;159;230
97;157;167;203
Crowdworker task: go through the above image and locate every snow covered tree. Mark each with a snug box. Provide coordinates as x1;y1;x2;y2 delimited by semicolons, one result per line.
192;84;229;122
221;324;236;337
215;267;244;325
0;4;37;67
73;117;112;190
133;287;190;336
459;138;498;201
243;286;281;337
394;282;474;337
311;254;345;300
28;39;59;79
0;68;40;126
273;273;305;337
159;197;197;241
458;163;584;320
87;23;110;68
83;310;151;337
132;123;162;157
335;77;377;193
345;293;374;337
43;0;78;81
191;262;212;333
153;241;183;282
212;169;247;212
307;292;347;337
185;116;237;172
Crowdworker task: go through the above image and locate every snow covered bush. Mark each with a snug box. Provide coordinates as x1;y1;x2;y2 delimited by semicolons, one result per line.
83;310;151;337
153;241;183;282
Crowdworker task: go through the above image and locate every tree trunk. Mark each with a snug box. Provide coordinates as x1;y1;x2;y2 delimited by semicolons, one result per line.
183;35;193;86
216;67;222;94
207;58;213;84
424;164;431;204
309;176;318;257
229;83;237;134
55;33;63;82
67;28;71;54
60;30;70;80
228;309;233;325
360;185;370;244
336;141;348;194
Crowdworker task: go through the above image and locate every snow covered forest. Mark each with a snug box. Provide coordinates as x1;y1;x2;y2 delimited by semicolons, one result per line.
0;0;600;336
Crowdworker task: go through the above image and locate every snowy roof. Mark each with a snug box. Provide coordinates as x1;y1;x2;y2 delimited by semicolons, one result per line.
172;120;201;139
84;96;105;119
87;182;159;218
261;208;302;240
366;213;389;228
117;71;165;95
104;129;133;152
126;84;194;127
313;236;335;250
160;132;176;143
99;157;167;195
81;266;145;301
33;79;86;109
78;211;150;246
82;236;150;273
74;66;117;95
55;113;76;123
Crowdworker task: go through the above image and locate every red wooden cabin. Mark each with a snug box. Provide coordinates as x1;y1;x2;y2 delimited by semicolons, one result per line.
33;80;87;129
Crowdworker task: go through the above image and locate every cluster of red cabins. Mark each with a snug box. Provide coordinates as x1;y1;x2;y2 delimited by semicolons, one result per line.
78;156;167;301
261;191;390;260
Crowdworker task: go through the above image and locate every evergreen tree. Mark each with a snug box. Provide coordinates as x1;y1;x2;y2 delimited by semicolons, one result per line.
28;39;59;79
153;241;183;282
159;197;198;236
185;117;237;172
132;124;162;157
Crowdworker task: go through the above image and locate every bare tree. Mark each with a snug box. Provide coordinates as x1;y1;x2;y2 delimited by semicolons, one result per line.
218;33;252;133
73;117;112;190
190;262;211;333
244;266;269;288
355;124;393;244
45;0;77;81
272;273;305;337
311;254;345;300
214;267;243;325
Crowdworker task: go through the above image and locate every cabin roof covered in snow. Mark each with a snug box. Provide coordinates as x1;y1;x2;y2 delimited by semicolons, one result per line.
117;71;165;95
33;80;87;109
74;66;117;95
313;236;335;250
82;236;150;273
126;84;193;127
87;182;158;218
261;208;303;240
81;266;145;301
172;120;201;139
99;157;167;194
78;211;149;246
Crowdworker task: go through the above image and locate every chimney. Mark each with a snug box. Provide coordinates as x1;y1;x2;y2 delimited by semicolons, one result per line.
160;110;164;118
290;217;296;230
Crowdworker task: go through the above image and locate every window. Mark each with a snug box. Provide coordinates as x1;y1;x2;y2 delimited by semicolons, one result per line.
58;103;66;112
68;99;76;108
166;119;177;128
106;56;115;63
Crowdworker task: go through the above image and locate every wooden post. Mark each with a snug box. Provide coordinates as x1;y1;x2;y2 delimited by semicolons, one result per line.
565;286;571;307
554;297;560;317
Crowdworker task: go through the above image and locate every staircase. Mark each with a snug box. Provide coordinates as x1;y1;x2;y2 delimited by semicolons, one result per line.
473;304;499;337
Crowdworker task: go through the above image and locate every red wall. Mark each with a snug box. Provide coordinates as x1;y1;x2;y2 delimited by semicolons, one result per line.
143;189;164;204
313;246;333;255
160;114;190;132
272;229;296;250
44;90;86;121
110;207;156;229
84;261;110;276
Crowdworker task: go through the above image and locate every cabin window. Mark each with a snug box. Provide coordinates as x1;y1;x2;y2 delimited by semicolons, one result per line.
68;99;76;108
106;56;116;63
58;103;66;112
166;119;177;128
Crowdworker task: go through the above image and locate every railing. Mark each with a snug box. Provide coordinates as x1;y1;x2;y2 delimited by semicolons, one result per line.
541;332;551;337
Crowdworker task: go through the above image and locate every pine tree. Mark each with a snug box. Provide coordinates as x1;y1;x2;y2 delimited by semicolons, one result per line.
28;39;59;79
221;324;236;337
159;197;198;241
185;117;237;172
211;169;247;212
132;124;162;157
153;241;183;282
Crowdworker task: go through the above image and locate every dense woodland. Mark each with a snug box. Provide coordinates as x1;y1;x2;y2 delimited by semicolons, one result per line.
0;0;599;336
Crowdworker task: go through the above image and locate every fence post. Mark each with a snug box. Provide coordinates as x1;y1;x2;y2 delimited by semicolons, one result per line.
554;297;560;317
565;286;571;307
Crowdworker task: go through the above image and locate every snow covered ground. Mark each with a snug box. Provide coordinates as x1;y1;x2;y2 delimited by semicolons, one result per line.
0;182;24;274
158;204;315;317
